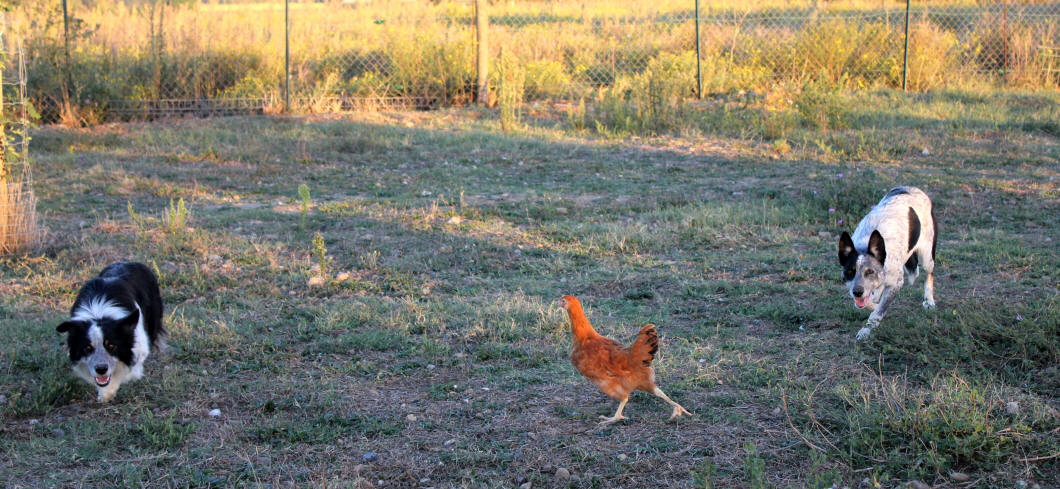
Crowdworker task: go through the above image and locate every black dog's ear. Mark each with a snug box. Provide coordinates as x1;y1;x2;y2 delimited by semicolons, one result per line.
838;231;856;265
118;308;141;332
867;230;887;263
56;320;85;333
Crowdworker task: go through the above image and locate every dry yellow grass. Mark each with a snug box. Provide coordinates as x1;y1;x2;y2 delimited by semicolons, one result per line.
0;176;40;254
11;0;1060;122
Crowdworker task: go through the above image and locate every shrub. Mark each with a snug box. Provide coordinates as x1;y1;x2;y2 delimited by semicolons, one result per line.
524;60;571;99
794;79;852;130
904;20;962;91
970;14;1060;88
785;19;901;88
592;51;698;135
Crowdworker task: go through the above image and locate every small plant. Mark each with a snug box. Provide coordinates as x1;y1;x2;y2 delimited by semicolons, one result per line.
806;450;841;489
692;458;717;489
163;198;187;235
135;409;194;450
312;232;331;280
127;200;151;240
359;249;381;270
742;442;768;489
566;98;588;132
297;183;311;226
771;138;792;154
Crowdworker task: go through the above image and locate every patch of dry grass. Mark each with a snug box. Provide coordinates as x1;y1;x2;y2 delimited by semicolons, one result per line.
0;177;41;254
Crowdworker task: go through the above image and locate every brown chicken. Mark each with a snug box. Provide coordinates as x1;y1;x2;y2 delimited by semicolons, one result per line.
561;295;691;424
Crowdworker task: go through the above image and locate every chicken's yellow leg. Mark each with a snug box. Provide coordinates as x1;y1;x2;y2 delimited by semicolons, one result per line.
598;397;629;425
652;387;692;420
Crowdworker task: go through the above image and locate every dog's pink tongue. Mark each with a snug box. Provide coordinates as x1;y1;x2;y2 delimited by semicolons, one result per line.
854;297;868;308
96;375;109;384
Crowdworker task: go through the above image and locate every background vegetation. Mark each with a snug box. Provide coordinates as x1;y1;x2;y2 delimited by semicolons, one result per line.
8;0;1060;123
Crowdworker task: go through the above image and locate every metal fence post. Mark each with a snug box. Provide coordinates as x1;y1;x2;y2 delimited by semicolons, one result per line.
902;0;910;91
284;0;290;113
1001;0;1009;84
695;0;702;99
475;0;489;106
61;0;73;103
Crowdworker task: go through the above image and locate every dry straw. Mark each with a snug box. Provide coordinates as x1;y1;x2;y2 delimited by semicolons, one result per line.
0;176;40;254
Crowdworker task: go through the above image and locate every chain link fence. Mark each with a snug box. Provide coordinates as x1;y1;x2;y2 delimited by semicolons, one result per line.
9;0;1060;123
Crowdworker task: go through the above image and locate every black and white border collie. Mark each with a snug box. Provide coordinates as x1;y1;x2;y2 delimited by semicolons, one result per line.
837;187;938;341
56;262;165;403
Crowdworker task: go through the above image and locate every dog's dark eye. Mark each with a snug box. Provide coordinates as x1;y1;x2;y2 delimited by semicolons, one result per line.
864;269;874;276
104;340;115;351
84;345;94;354
843;269;855;280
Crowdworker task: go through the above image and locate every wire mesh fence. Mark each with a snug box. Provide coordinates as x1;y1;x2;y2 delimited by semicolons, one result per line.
8;0;1060;123
1;16;42;254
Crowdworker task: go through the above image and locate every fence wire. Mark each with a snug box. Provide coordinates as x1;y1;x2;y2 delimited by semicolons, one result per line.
9;0;1060;122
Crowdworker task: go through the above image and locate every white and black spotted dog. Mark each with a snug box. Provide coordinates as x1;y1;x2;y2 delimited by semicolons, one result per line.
837;187;937;340
56;262;165;402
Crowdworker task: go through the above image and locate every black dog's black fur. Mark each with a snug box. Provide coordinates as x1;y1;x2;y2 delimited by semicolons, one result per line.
56;262;165;366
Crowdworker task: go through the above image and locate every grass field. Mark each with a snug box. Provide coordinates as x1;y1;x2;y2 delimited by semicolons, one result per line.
1;88;1058;488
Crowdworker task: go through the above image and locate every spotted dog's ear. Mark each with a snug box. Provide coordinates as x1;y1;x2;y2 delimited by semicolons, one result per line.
838;231;856;265
867;230;887;264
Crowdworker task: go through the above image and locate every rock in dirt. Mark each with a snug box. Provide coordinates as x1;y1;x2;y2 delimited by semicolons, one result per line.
949;472;970;482
555;468;570;482
1006;401;1020;415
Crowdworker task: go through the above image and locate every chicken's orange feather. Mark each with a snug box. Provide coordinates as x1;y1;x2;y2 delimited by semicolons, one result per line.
562;296;658;402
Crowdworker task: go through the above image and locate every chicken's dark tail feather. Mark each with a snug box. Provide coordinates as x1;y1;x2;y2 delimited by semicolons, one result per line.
631;324;659;367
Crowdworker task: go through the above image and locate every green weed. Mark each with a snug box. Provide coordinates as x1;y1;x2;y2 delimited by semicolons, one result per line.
297;183;311;226
134;409;195;450
311;231;331;281
164;198;188;235
743;442;768;489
